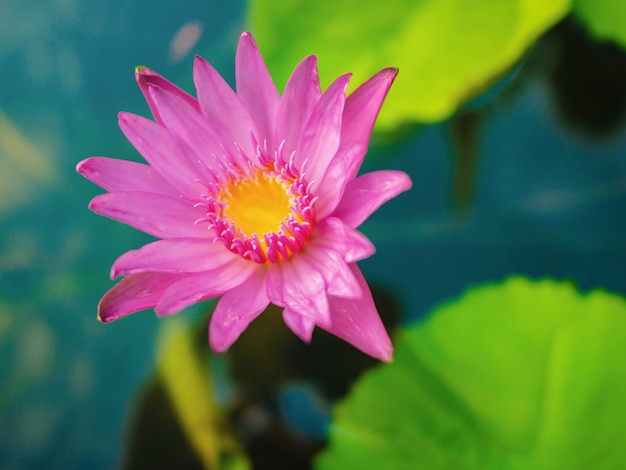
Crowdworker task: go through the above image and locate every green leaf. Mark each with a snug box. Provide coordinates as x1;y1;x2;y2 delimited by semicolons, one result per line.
156;320;225;468
122;318;251;470
247;0;570;127
573;0;626;49
317;277;626;469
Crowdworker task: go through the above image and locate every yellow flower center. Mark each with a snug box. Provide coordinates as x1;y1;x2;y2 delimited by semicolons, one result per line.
221;171;293;238
201;161;316;264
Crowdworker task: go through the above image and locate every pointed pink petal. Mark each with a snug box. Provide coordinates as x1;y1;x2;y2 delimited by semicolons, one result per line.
155;259;256;315
235;32;280;148
146;84;231;172
314;143;366;219
297;73;351;186
135;66;200;125
98;272;185;323
332;170;412;228
275;55;321;159
111;238;239;278
193;55;258;158
209;269;270;353
118;112;201;196
303;245;362;299
280;259;330;328
314;217;375;263
265;264;284;306
340;67;397;179
323;265;393;362
282;308;315;343
76;156;178;195
89;191;207;239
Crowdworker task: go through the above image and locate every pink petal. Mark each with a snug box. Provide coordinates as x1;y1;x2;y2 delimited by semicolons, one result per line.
274;55;321;159
340;67;397;180
314;143;366;219
280;258;330;328
76;156;178;196
193;55;258;159
209;269;270;353
297;73;351;187
282;308;316;343
323;265;393;362
265;264;284;306
146;84;229;173
332;170;412;228
118;112;201;196
303;245;362;299
235;32;280;148
111;238;239;278
98;272;185;323
155;258;256;315
314;217;376;263
135;66;200;125
89;191;207;239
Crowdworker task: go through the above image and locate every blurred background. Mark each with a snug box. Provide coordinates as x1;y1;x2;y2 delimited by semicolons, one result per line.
1;0;626;468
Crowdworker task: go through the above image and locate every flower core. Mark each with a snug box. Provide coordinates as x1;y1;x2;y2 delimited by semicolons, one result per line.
221;170;292;237
199;155;317;265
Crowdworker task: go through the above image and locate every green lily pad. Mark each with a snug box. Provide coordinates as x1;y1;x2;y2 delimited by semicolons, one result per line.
317;277;626;469
573;0;626;49
247;0;570;127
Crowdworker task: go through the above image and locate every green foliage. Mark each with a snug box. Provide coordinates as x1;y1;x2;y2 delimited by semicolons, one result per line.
123;319;251;470
573;0;626;49
317;278;626;469
247;0;569;127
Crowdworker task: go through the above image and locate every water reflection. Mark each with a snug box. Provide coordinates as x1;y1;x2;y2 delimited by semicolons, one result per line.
0;111;58;215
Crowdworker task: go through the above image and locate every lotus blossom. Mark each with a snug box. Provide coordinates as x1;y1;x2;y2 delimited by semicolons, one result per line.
77;32;411;361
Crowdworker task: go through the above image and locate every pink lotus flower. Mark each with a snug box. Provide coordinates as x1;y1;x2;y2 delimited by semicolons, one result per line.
77;32;411;361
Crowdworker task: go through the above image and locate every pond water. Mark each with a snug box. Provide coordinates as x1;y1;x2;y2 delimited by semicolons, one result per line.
1;2;626;469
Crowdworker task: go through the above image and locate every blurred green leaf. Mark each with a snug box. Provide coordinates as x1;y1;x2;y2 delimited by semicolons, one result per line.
156;320;224;469
247;0;569;127
123;319;250;470
573;0;626;49
317;277;626;469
